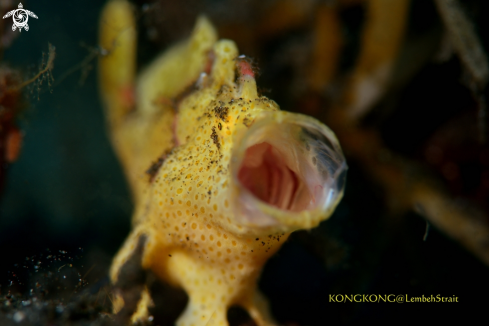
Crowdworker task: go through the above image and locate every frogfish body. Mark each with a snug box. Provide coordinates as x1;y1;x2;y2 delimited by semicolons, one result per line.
98;1;347;325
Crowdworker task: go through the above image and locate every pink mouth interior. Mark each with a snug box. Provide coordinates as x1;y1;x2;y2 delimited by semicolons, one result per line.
237;142;311;211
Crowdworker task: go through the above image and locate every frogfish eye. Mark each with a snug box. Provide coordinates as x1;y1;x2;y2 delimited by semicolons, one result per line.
231;111;347;231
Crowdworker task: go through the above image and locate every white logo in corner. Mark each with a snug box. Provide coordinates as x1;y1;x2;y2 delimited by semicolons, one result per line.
2;3;38;32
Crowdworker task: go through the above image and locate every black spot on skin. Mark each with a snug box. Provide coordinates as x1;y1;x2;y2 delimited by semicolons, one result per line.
213;104;229;121
211;127;220;151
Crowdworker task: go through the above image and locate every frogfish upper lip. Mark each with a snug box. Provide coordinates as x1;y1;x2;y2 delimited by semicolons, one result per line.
230;111;347;233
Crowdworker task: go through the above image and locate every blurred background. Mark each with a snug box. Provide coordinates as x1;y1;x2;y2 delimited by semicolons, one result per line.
1;0;489;325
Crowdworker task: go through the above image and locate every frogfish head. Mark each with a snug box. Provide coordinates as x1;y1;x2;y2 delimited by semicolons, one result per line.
150;18;347;237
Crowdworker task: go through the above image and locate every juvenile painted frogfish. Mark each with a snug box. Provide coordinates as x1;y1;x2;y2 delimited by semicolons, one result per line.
98;1;347;325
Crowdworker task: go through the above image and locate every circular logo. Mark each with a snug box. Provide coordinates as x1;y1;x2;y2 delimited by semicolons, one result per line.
13;9;28;28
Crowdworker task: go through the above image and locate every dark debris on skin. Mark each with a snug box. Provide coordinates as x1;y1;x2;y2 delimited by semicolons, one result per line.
146;152;168;182
211;126;221;151
213;103;229;121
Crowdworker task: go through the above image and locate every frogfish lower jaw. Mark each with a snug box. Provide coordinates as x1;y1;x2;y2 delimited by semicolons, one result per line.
231;111;347;232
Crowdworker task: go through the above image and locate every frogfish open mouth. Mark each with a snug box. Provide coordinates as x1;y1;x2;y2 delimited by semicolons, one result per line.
232;111;346;230
98;1;347;325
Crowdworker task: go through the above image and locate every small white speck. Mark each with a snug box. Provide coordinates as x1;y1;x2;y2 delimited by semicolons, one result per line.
99;47;109;56
13;311;25;323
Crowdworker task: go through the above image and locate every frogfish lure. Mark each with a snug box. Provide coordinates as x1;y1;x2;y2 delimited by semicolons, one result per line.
98;1;347;325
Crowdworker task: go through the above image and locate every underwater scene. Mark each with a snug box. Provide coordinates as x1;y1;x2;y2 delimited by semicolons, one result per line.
1;0;489;325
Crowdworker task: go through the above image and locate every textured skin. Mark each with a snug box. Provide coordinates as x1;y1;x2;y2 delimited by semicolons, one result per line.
98;1;346;325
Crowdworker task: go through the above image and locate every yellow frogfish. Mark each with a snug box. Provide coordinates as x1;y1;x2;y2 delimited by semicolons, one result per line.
98;1;347;325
